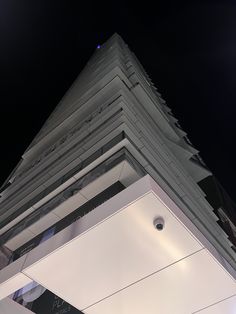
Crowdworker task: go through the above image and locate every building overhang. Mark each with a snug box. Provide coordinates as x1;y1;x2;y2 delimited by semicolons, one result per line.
0;175;236;313
0;297;34;314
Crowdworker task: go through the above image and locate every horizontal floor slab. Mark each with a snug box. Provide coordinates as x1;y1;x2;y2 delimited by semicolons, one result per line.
0;297;34;314
0;175;235;313
84;249;236;314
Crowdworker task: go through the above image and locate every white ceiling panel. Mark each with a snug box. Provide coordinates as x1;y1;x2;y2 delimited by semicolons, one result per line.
28;213;60;234
0;297;35;314
23;192;202;310
194;294;236;314
0;255;32;301
84;250;236;314
5;229;36;252
53;192;87;218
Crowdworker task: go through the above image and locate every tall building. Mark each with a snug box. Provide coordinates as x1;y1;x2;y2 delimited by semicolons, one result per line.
0;33;236;313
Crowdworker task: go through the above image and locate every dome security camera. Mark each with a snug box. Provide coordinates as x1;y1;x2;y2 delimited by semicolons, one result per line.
153;217;165;231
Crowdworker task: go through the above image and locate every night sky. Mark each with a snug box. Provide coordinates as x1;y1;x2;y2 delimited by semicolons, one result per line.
0;1;235;201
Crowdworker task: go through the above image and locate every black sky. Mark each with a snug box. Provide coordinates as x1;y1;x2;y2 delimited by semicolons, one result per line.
0;1;235;200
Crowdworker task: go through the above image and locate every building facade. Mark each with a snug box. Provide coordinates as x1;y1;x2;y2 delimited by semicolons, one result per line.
0;34;236;313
